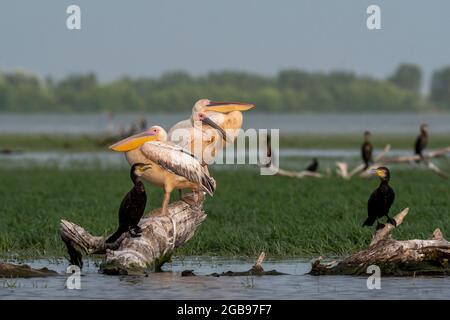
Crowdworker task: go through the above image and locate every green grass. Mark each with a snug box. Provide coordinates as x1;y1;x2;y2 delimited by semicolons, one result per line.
1;133;449;152
0;134;104;152
1;165;449;259
280;133;450;149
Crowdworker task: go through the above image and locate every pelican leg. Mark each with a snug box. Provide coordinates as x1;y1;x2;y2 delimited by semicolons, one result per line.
153;186;172;217
160;191;171;216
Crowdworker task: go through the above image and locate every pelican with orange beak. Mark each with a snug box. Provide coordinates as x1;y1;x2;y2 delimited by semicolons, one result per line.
168;99;255;165
109;125;215;216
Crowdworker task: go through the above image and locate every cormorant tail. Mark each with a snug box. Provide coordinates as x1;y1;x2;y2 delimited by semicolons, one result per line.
386;216;397;227
64;240;83;268
362;216;376;227
106;227;127;243
415;151;423;164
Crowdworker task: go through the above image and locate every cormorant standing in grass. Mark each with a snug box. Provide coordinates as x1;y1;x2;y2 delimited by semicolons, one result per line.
106;163;151;243
361;131;373;170
305;158;319;172
363;167;396;229
414;123;429;162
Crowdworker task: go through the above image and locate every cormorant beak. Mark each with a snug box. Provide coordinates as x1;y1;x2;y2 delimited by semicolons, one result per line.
141;164;152;171
135;164;152;176
201;116;232;143
109;131;157;152
205;101;255;113
372;169;385;178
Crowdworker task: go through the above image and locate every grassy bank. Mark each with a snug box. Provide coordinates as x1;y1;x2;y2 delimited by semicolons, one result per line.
1;133;449;152
1;165;449;258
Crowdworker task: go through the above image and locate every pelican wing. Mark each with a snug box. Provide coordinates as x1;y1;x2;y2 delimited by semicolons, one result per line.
140;141;215;195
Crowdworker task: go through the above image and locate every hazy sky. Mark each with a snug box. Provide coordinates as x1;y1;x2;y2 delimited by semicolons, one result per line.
1;0;449;88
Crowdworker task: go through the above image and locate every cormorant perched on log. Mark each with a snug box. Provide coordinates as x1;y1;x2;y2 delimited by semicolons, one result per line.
363;167;396;229
361;131;373;170
305;158;319;172
414;123;429;162
106;163;151;243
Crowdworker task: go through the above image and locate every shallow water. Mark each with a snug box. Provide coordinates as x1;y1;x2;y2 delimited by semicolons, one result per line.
1;257;449;300
0;148;418;169
1;113;450;134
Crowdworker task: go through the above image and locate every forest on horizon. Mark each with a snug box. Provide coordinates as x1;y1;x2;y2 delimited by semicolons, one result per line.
1;63;450;113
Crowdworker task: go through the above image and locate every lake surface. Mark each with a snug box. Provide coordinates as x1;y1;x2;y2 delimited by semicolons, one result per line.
1;257;449;300
1;112;450;134
0;148;422;170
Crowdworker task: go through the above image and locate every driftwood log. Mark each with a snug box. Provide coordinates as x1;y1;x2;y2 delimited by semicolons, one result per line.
337;146;450;180
272;165;323;179
0;262;58;278
60;195;206;275
180;252;287;277
209;252;287;277
310;208;450;276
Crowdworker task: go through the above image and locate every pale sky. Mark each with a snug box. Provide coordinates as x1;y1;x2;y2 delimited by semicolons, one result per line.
0;0;449;89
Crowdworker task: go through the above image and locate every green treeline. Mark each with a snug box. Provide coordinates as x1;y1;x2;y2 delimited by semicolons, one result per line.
1;64;449;113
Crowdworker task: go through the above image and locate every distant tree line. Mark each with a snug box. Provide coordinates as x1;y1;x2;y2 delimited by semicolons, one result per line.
0;64;449;113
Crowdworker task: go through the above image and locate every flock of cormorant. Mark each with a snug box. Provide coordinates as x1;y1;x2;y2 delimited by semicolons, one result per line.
361;124;428;228
105;101;432;241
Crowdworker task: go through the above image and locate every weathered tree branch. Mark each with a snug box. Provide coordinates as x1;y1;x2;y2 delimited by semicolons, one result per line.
275;166;322;179
338;146;450;180
310;208;450;276
60;195;206;275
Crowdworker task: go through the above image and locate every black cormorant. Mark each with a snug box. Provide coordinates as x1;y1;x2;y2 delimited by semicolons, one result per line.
361;131;373;170
305;158;319;172
106;163;151;243
414;123;428;162
263;133;272;168
363;167;396;228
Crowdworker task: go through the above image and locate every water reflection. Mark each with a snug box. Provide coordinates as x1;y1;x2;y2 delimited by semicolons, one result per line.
1;257;449;300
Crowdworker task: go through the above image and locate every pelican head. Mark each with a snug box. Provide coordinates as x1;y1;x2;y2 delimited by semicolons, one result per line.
191;98;255;142
192;98;255;116
109;125;167;152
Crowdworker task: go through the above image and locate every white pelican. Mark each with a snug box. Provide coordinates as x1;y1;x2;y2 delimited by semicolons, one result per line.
109;126;215;216
168;99;255;165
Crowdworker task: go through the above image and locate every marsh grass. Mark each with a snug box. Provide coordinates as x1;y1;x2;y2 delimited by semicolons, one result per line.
0;165;449;259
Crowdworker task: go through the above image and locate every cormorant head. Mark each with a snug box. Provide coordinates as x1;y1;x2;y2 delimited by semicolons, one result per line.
373;166;390;181
364;130;371;141
131;163;152;183
420;123;429;133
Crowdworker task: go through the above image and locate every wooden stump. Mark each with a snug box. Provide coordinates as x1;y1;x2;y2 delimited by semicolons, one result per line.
60;195;206;275
310;208;450;276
